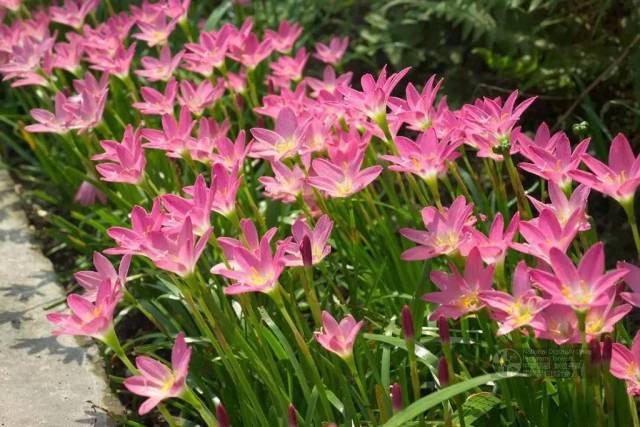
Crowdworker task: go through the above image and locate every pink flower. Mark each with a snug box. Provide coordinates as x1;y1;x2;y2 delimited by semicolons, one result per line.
584;297;631;340
135;44;184;82
388;76;453;136
528;183;591;231
250;107;309;161
26;92;73;134
74;181;107;206
211;219;286;295
529;242;627;311
570;133;640;203
142;106;196;158
161;175;213;236
87;43;136;78
186;118;228;162
339;65;410;121
399;196;475;261
272;47;309;82
145;217;212;277
306;65;353;97
314;311;363;358
611;331;640;395
124;332;192;415
466;212;520;265
133;13;177;47
178;78;225;116
534;304;579;345
183;27;231;76
0;35;54;87
313;37;349;65
47;37;84;73
210;163;241;216
479;261;549;335
259;160;306;203
209;130;250;171
283;215;333;267
106;200;165;256
461;91;535;160
49;0;99;29
217;218;273;260
74;252;131;302
424;248;494;320
227;33;273;69
518;124;589;190
618;262;640;307
162;0;190;23
265;21;302;53
380;128;461;181
510;209;581;264
0;0;21;11
47;279;122;339
92;125;147;184
133;78;178;116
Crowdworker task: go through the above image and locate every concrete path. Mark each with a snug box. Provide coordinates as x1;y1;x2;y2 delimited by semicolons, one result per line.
0;168;122;426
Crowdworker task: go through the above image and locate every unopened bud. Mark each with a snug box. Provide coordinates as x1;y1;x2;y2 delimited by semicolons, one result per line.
590;339;602;366
602;336;613;364
301;235;313;268
216;403;230;427
437;317;450;344
401;305;414;340
438;357;449;387
390;382;402;412
288;404;298;427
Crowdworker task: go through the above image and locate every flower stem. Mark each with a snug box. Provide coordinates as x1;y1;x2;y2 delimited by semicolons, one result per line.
182;387;219;427
345;355;377;425
504;151;532;219
621;198;640;260
102;326;137;374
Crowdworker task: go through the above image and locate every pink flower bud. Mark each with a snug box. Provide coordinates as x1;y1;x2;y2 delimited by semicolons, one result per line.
401;305;414;340
216;403;230;427
301;235;313;268
437;317;450;344
288;404;298;427
438;357;449;387
590;339;602;366
390;382;402;412
602;336;612;364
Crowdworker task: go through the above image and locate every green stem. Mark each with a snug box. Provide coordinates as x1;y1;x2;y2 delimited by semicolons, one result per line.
621;198;640;260
504;151;532;219
345;355;377;425
182;387;219;427
102;326;138;374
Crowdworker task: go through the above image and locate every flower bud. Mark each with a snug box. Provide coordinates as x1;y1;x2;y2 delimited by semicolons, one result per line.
589;339;602;366
437;317;450;344
301;235;313;268
438;357;449;387
288;404;298;427
216;403;230;427
602;336;612;364
390;382;402;413
401;305;414;340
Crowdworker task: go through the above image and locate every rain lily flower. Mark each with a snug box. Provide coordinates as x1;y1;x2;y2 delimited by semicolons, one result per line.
479;261;549;335
380;128;461;181
306;65;353;97
74;181;107;207
162;0;190;23
106;200;165;256
178;78;225;116
26;92;73;134
49;0;99;30
93;125;147;184
399;196;475;261
529;242;627;311
87;42;137;78
528;183;591;231
313;36;349;65
74;252;132;302
133;78;178;116
47;279;122;339
535;304;580;345
259;160;306;203
339;65;410;122
123;332;192;415
209;130;250;171
618;262;640;307
0;35;53;87
210;163;241;216
217;218;276;261
142;106;196;158
307;142;382;198
518;125;590;190
183;27;231;76
227;33;273;69
570;133;640;204
511;208;581;264
423;248;495;320
186;118;229;162
269;48;309;83
611;331;640;395
211;219;286;295
461;90;535;160
466;212;520;265
250;107;309;161
135;44;184;82
265;21;302;53
144;217;212;277
314;311;363;358
0;0;20;11
283;215;333;266
47;38;84;73
133;13;178;47
161;174;214;236
584;297;632;340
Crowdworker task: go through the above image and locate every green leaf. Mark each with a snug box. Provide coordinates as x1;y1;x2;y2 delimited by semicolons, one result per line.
383;372;524;427
454;392;501;425
204;1;231;31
